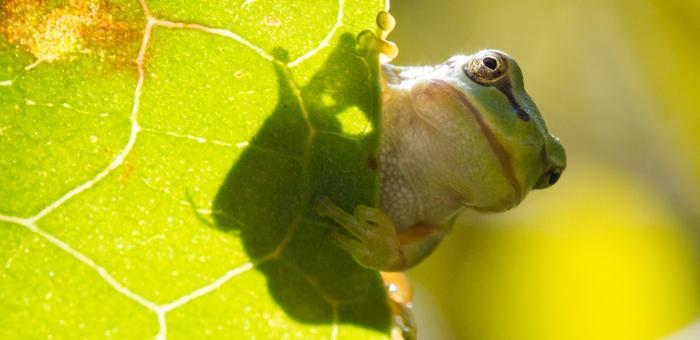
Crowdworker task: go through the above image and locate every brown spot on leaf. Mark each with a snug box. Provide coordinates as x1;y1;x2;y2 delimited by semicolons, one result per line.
120;153;136;185
263;15;281;27
367;156;377;170
0;0;141;68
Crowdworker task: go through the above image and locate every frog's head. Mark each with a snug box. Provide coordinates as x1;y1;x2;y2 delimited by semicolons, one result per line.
429;50;566;211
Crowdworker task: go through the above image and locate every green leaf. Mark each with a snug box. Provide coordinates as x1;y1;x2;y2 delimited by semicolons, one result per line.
0;0;391;338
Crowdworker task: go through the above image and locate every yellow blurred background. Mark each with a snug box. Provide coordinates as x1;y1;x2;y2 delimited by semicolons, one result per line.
389;0;700;339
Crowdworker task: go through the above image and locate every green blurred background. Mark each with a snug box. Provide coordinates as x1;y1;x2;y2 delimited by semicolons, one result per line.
389;0;700;339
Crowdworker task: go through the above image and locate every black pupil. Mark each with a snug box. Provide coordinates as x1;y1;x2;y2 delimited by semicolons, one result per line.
483;57;498;70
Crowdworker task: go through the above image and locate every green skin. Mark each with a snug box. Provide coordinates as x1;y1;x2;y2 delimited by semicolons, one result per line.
317;50;566;272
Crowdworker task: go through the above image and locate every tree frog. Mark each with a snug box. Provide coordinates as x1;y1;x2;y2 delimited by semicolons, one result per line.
316;49;566;272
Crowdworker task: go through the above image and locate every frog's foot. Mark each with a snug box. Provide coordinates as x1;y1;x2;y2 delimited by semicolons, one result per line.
381;272;417;340
315;197;405;271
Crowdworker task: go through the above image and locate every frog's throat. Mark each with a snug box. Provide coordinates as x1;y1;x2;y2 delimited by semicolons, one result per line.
430;79;523;201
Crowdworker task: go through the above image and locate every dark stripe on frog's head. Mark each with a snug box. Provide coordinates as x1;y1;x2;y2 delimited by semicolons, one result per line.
493;79;531;122
430;79;522;199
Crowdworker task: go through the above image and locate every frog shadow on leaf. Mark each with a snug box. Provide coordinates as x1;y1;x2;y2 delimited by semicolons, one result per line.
211;33;391;332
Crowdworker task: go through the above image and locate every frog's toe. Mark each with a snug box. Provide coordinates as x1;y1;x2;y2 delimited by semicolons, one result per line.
354;205;394;230
328;230;363;252
315;198;391;240
389;301;416;340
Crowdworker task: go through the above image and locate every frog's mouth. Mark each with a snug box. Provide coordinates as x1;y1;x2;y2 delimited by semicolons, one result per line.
429;79;525;206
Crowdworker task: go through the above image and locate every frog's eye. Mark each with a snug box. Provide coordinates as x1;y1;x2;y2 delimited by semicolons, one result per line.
463;52;508;85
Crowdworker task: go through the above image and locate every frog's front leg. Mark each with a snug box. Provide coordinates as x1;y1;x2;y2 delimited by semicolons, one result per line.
315;197;407;271
315;197;443;272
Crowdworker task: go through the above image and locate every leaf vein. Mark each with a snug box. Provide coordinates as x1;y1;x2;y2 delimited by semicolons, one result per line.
287;0;345;67
140;126;243;148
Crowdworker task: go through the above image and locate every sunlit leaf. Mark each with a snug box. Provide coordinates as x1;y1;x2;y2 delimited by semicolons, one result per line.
0;0;391;338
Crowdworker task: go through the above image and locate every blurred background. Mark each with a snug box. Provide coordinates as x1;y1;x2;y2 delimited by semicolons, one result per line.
389;0;700;339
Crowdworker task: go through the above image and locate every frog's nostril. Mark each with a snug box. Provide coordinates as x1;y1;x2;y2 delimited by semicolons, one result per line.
548;170;561;186
535;167;563;189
